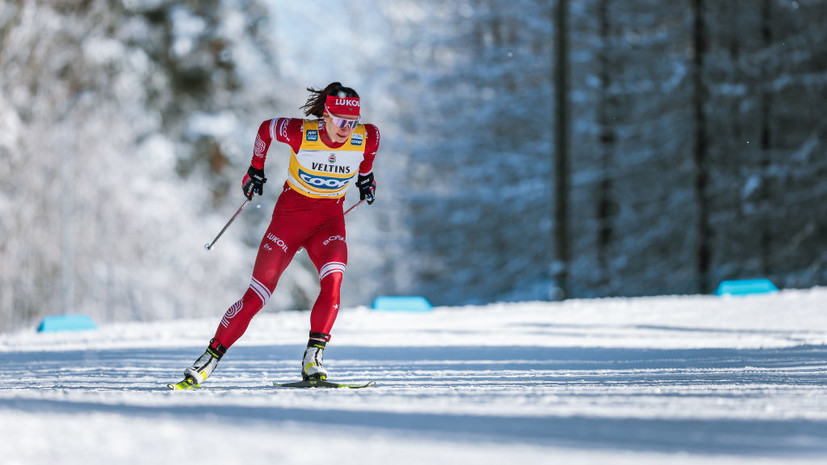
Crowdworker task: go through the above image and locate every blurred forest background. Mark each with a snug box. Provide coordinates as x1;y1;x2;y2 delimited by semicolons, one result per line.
1;0;825;332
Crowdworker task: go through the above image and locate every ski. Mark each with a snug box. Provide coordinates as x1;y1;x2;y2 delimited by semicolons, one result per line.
167;377;200;390
275;379;376;389
167;378;375;390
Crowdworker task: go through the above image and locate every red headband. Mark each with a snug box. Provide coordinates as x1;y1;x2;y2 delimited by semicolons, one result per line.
325;95;360;117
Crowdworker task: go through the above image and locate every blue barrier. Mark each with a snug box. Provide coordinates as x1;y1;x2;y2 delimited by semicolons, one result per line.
714;279;779;297
37;314;98;332
372;296;433;312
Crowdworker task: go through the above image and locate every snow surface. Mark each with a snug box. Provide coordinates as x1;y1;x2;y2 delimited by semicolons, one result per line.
1;288;826;464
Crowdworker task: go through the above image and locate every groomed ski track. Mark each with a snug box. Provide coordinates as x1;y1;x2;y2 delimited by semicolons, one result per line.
1;288;826;464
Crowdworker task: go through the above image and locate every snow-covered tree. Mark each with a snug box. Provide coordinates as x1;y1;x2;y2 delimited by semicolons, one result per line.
1;0;825;332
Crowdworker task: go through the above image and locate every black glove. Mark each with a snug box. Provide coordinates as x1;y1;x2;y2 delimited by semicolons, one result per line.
242;165;267;200
355;173;376;205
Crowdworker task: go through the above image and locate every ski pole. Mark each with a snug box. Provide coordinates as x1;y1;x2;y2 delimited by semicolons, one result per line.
344;199;365;216
204;198;250;250
206;198;363;252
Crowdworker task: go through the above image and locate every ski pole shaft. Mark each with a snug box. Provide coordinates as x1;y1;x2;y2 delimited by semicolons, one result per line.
205;199;250;250
344;199;364;216
207;198;361;252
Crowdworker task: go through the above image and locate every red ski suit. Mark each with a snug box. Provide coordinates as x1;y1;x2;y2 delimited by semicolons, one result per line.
212;117;379;350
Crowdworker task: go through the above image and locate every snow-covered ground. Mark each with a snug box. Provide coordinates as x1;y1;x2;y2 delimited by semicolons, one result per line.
1;288;826;464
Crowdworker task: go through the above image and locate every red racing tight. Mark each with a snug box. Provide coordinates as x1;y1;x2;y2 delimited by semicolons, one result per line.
211;186;348;350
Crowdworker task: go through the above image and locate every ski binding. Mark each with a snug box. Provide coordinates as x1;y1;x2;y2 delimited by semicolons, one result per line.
167;377;200;390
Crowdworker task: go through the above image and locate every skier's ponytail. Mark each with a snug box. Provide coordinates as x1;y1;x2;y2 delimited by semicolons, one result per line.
301;82;360;118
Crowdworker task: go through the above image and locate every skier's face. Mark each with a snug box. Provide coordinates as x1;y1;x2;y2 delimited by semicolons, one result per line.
323;111;358;143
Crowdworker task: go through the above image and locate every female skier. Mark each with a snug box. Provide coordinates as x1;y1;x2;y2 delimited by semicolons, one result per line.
175;82;379;387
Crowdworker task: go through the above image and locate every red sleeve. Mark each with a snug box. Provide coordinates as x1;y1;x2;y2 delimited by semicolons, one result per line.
359;124;380;175
250;117;303;169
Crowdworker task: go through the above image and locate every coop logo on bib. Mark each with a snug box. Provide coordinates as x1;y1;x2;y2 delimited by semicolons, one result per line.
298;169;354;190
